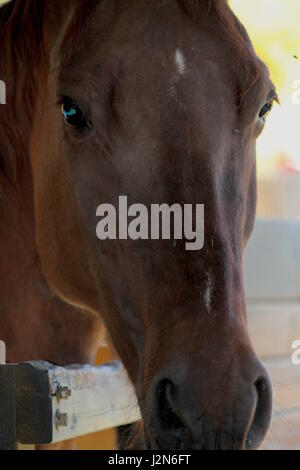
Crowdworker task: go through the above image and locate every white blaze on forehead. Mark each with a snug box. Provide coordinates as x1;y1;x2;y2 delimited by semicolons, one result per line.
175;49;186;75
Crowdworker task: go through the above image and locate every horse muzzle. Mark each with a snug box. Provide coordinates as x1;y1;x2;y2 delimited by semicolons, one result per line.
142;356;273;450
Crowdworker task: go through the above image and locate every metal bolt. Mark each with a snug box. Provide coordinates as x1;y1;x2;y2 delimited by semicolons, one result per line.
55;386;71;401
55;410;68;429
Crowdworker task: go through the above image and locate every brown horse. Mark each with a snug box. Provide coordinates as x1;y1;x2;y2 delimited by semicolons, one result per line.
0;0;277;450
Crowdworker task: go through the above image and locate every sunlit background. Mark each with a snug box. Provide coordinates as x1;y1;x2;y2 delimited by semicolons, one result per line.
231;1;300;452
230;0;300;218
232;0;300;174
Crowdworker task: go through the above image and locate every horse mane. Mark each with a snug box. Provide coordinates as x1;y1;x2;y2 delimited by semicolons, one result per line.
0;0;14;29
0;0;45;188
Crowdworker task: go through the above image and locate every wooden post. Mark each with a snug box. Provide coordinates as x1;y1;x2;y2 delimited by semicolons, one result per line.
0;360;141;448
0;364;18;450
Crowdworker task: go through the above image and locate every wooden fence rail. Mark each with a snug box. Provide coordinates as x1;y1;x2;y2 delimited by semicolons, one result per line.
0;361;141;450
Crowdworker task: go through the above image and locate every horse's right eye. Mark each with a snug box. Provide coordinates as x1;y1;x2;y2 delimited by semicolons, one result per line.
258;101;273;120
61;99;90;131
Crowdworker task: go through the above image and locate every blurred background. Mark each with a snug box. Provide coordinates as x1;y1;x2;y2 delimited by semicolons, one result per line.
231;0;300;219
231;0;300;451
1;0;299;451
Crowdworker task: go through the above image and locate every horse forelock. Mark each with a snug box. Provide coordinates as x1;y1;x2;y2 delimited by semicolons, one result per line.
60;0;262;101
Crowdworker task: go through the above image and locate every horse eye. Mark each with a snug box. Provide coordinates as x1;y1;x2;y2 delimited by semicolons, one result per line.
259;101;273;120
61;99;90;130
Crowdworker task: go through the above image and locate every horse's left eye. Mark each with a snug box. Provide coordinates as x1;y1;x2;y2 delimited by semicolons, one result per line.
61;99;90;130
259;101;273;120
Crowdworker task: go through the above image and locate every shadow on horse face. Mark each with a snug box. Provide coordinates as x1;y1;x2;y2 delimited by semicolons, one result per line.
30;0;276;449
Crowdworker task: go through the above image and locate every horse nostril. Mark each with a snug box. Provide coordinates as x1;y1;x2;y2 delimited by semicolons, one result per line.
156;379;189;445
157;380;181;429
254;376;267;400
149;367;272;450
246;374;273;449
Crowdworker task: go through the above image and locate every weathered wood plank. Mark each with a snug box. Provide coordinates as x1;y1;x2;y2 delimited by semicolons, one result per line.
48;361;141;444
0;365;18;450
15;363;52;444
15;361;141;445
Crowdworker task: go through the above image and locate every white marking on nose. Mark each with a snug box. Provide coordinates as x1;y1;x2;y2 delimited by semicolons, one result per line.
175;49;186;75
204;275;214;312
